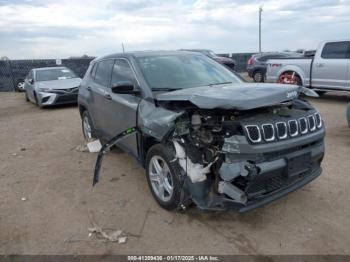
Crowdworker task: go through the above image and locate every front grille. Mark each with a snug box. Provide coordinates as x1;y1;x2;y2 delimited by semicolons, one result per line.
276;122;287;139
245;171;286;197
262;124;275;141
52;87;79;94
308;115;316;131
55;94;78;103
244;112;322;144
245;125;261;143
299;117;308;134
315;112;322;128
288;120;298;137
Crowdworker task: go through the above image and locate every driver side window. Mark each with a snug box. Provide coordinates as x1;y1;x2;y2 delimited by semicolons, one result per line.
110;59;136;88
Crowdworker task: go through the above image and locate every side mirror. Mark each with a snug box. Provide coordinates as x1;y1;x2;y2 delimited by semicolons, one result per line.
28;79;34;85
111;81;140;95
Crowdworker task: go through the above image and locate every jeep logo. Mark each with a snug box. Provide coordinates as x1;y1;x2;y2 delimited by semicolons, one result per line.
286;91;298;99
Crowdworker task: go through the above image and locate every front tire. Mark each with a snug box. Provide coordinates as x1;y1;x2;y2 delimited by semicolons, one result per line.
25;92;29;102
33;92;40;107
81;110;97;141
145;144;187;211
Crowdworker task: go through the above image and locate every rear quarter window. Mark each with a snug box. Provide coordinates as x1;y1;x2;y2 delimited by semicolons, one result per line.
321;42;350;59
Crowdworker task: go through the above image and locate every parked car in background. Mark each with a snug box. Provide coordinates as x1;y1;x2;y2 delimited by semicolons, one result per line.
180;49;236;71
247;52;302;83
266;40;350;94
15;79;25;92
24;67;81;107
78;50;324;212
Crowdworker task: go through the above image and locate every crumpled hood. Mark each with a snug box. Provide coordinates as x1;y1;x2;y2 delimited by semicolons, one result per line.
36;78;81;90
155;83;301;110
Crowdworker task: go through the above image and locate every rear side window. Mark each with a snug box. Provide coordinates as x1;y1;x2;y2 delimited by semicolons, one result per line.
94;60;114;87
258;55;274;62
321;42;350;59
110;59;136;87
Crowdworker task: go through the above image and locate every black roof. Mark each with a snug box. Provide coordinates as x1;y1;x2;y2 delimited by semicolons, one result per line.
95;50;200;62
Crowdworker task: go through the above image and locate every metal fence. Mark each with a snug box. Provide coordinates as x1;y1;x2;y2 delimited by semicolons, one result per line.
0;58;93;92
0;53;255;92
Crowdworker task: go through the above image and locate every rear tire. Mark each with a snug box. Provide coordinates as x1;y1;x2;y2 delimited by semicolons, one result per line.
16;80;25;92
279;72;302;86
294;75;302;86
253;70;264;82
145;144;188;211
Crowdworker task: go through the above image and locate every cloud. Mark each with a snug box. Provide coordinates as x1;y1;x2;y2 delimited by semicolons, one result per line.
0;0;349;58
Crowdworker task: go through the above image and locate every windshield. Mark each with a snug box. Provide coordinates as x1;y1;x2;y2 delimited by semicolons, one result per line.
36;68;77;81
136;54;242;90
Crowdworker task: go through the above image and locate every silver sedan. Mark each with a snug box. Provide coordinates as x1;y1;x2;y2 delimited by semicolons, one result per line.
24;67;82;107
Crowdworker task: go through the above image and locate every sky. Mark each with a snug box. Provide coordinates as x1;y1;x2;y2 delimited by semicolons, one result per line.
0;0;349;59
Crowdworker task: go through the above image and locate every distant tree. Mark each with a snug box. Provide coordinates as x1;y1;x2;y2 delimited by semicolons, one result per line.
0;56;10;61
68;54;95;59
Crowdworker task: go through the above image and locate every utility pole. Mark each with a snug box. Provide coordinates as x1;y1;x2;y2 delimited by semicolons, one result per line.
122;43;125;53
259;6;263;53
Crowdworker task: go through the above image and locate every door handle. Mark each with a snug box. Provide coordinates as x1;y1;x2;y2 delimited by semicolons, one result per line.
104;93;112;100
316;63;324;67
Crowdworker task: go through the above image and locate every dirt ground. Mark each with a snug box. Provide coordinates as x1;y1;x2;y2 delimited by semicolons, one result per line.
0;91;350;255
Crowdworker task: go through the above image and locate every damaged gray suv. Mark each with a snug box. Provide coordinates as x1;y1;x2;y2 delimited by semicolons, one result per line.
78;51;325;212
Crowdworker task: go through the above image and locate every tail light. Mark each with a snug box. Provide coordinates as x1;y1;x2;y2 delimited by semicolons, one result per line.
247;57;254;65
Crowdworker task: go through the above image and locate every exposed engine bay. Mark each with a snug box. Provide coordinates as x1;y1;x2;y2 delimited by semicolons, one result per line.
153;97;325;211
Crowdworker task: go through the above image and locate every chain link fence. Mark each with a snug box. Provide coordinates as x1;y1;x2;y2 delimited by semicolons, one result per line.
0;53;254;92
0;58;94;92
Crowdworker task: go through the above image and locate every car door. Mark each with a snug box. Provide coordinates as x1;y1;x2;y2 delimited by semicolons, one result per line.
346;45;350;90
103;58;141;157
88;59;114;135
312;41;350;89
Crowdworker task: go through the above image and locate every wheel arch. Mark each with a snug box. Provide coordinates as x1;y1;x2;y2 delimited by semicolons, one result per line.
140;135;161;167
277;66;305;85
78;104;87;117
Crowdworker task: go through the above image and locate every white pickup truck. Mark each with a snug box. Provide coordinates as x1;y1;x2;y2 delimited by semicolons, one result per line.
266;40;350;93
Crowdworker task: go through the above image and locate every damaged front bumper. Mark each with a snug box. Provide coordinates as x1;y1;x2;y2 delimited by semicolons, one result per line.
186;166;321;213
183;129;325;212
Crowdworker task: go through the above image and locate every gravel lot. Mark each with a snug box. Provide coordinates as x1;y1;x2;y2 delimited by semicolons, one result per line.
0;91;350;255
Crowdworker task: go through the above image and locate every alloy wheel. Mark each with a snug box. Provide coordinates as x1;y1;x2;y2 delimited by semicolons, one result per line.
83;115;92;140
148;155;174;202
